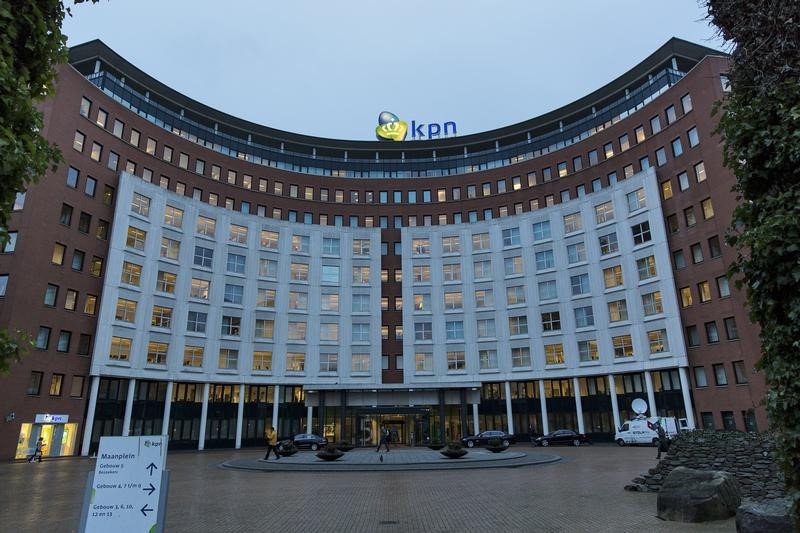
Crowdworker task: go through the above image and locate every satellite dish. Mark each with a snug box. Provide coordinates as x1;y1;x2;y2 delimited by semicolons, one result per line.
632;398;648;415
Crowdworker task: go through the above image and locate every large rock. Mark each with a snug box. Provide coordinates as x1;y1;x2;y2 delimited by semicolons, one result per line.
657;467;741;522
735;498;795;533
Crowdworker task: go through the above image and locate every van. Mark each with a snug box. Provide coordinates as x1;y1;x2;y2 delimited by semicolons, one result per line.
614;416;680;446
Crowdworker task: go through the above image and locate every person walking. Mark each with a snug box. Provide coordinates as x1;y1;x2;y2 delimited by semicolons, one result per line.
263;426;280;460
655;422;669;460
376;424;390;452
27;437;45;463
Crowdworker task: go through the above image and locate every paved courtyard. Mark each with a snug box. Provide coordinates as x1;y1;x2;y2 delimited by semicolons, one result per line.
0;444;735;532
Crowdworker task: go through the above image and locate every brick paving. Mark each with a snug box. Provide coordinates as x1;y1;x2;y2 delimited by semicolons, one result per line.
0;444;735;532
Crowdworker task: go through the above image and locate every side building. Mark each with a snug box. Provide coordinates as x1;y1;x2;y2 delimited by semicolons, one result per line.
0;37;763;458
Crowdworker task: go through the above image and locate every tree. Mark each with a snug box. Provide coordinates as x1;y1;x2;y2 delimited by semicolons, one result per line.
0;0;96;374
706;1;800;524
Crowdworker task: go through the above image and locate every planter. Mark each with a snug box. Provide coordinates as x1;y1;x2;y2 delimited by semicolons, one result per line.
335;442;354;452
316;450;344;461
440;448;467;459
427;444;445;450
277;448;298;457
486;446;507;454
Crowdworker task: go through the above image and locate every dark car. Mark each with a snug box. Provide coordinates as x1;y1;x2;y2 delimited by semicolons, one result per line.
292;433;327;450
461;430;516;448
533;429;590;447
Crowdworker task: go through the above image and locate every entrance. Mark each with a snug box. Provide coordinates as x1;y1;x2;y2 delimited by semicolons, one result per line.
353;407;432;446
15;423;78;459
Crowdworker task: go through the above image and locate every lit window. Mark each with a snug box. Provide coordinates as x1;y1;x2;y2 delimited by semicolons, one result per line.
612;335;634;358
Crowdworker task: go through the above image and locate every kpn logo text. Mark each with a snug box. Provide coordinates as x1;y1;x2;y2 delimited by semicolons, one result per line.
376;111;457;141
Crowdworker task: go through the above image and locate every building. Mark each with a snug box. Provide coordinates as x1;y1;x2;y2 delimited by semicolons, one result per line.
0;37;764;459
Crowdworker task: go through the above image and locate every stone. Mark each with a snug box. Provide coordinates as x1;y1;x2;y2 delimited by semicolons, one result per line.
735;499;794;533
657;467;741;523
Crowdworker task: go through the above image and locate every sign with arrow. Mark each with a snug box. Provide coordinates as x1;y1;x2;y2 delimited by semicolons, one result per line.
80;435;169;533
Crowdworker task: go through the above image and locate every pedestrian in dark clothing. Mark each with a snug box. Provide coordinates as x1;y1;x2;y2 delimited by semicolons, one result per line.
27;437;44;463
655;422;669;459
376;424;390;452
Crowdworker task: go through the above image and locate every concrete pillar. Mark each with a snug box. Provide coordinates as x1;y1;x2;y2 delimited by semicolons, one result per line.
608;374;621;431
271;385;280;432
573;377;585;434
122;378;136;436
504;381;514;434
198;382;210;450
306;405;313;434
472;403;479;435
235;383;245;449
678;367;696;429
161;381;174;438
80;376;101;456
538;380;549;435
644;371;657;417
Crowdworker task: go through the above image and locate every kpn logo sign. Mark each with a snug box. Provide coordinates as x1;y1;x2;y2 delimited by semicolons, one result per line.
375;111;457;141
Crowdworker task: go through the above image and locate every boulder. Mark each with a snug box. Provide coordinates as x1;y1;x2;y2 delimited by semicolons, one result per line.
657;467;741;522
735;499;794;533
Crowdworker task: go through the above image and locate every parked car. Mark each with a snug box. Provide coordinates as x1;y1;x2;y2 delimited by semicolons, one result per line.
292;433;328;450
533;429;590;447
461;430;515;448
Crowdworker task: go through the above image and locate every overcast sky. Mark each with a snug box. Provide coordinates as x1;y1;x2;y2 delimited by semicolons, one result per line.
63;1;723;141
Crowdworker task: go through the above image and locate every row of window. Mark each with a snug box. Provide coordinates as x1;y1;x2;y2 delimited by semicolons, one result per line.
694;360;747;388
686;317;739;346
33;325;92;355
26;371;86;398
59;202;110;240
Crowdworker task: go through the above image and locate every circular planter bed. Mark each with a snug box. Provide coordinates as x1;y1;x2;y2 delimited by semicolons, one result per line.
335;442;354;452
440;448;467;459
485;446;507;454
277;448;298;457
427;443;445;450
316;447;344;461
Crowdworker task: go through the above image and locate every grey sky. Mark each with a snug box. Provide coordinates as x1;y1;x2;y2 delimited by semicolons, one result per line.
63;1;723;141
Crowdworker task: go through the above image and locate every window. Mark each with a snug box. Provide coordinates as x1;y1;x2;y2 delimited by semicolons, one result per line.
632;221;652;245
733;361;748;384
472;232;490;251
648;329;669;353
672;138;683;157
557;161;568;177
693;366;708;388
599;232;619;255
705;321;720;343
690;243;704;264
479;349;498;370
476;319;496;338
229;224;248;244
687;127;700;147
655;147;668;167
701;198;715;220
46;374;64;396
574;339;597;362
603;265;624;288
445;320;465;340
226;253;246;275
608;299;628;322
218;349;238;370
650;115;661;134
83;295;97;315
412;238;430;255
509;347;530;368
563;213;582;233
612;335;634;358
502;228;520;247
72;131;85;152
571;273;590;296
534;250;554;271
254;319;275;339
146;341;169;365
544;344;565;365
642;291;663;315
686;325;700;347
536;281;554;301
221;316;241;336
627;189;646;212
636;256;657;280
193;246;213;268
541;311;561;332
574;306;594;328
567;242;586;264
288;291;308;310
724;317;739;340
78;212;91;234
257;288;276;308
321;237;340;256
251;351;272;372
125;227;146;252
595;201;614;224
680;287;693;308
414;322;433;341
352;265;369;284
151;305;173;328
413;265;431;282
160;237;180;260
715;275;731;298
474;260;492;279
56;331;71;352
508;316;528;336
190;278;210;299
70;375;85;398
351;323;370;342
444;291;463;310
660;181;674;201
415;352;433;372
60;203;73;226
186;311;207;333
708;236;722;258
442;263;461;282
532;221;551;240
90;142;102;162
475;289;493;308
713;363;728;385
698;281;712;303
155;271;176;294
694;161;707;183
352;239;370;256
291;234;310;253
223;284;244;305
33;326;51;350
63;289;78;311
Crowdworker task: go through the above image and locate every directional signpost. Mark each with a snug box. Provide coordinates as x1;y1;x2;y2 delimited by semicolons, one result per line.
79;435;169;533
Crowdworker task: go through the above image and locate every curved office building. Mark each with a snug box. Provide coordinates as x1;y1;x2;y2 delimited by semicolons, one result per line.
0;38;765;458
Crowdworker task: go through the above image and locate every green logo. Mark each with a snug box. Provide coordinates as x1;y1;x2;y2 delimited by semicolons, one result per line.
376;111;408;141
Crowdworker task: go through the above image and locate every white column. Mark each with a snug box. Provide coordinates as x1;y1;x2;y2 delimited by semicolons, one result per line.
608;374;621;431
122;378;136;436
161;381;174;438
472;403;479;435
504;381;514;435
235;383;245;449
198;382;210;451
306;405;313;434
573;377;585;434
678;367;697;429
538;380;549;435
644;371;657;417
81;376;101;456
271;385;280;432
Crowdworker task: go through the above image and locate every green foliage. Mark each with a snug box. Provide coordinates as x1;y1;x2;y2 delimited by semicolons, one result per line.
0;1;99;374
706;0;800;523
0;331;33;375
